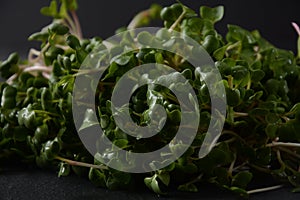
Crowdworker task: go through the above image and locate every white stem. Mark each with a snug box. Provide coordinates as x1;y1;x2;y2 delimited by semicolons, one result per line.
228;153;236;176
6;65;52;84
6;74;18;85
55;44;70;51
234;112;249;117
168;10;186;32
42;72;51;79
55;156;108;170
28;48;41;64
23;66;52;73
292;22;300;36
71;11;83;39
266;142;300;148
29;48;40;57
127;10;149;29
247;185;283;195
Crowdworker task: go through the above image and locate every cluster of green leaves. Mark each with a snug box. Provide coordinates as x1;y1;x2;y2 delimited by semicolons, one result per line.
0;0;97;178
1;1;300;198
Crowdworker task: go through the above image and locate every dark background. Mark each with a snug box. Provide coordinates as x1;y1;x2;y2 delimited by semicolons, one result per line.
1;0;300;60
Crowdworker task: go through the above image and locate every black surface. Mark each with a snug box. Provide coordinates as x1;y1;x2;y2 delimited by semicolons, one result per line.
1;165;300;200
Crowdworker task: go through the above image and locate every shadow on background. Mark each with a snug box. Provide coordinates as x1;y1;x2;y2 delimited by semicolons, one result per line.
0;0;300;60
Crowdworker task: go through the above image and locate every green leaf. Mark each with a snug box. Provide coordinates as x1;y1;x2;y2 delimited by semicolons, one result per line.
292;121;300;140
170;143;189;157
292;187;300;193
57;75;75;94
200;6;224;23
40;0;58;17
265;113;280;124
213;45;227;61
58;162;70;177
7;52;19;64
105;171;131;190
41;87;52;110
100;115;110;129
59;0;68;18
102;63;118;80
250;60;262;70
227;186;249;197
155;52;164;64
232;65;249;81
249;108;269;116
89;168;106;187
44;140;60;160
28;31;49;42
79;109;99;131
160;7;174;21
181;163;198;174
202;35;220;54
178;183;198;192
161;161;176;172
106;176;120;190
157;171;170;186
255;147;271;166
232;171;253;189
114;55;131;66
35;124;49;143
208;144;234;166
290;103;300;113
226;25;256;44
113;139;129;149
18;107;36;129
288;172;300;187
181;4;197;18
13;126;30;142
213;167;230;185
66;0;78;11
1;86;17;109
248;91;263;101
265;124;278;139
167;109;181;124
144;174;167;195
226;88;240;107
216;61;232;76
49;23;69;35
251;69;265;82
67;35;81;50
297;36;300;58
137;31;153;46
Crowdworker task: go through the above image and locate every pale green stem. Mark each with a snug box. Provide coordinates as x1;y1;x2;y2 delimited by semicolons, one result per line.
247;185;284;195
55;156;108;170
